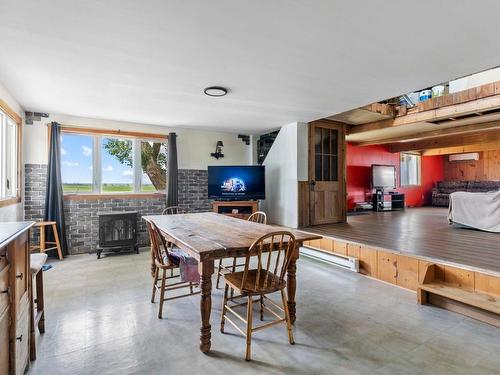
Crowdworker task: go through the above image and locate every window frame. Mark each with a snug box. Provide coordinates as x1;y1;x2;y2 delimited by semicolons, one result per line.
59;127;168;198
0;99;22;208
399;152;422;187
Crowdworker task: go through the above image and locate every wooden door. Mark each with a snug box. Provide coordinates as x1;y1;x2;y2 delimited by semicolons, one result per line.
309;120;346;225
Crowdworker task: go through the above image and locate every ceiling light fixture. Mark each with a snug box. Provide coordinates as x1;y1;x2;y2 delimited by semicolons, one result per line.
204;86;228;97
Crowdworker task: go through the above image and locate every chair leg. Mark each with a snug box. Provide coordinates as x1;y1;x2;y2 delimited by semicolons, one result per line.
245;295;253;361
39;226;45;254
220;284;229;333
281;289;294;345
151;267;159;303
189;282;194;294
259;295;264;321
52;224;64;260
36;271;45;334
215;259;223;289
158;269;167;319
29;272;36;361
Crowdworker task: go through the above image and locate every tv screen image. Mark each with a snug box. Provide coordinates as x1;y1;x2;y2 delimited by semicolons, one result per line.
208;166;265;200
371;164;396;189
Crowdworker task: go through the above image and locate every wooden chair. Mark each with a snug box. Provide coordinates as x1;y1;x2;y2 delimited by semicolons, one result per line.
29;253;48;361
162;206;187;215
157;206;187;277
220;231;295;361
31;221;63;260
146;220;199;319
216;211;267;289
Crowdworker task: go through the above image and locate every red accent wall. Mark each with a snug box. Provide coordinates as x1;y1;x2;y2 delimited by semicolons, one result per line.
346;143;444;210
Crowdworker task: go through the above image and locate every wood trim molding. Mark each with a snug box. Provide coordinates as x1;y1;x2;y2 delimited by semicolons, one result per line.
0;99;22;125
0;98;23;205
64;192;166;201
0;196;21;208
60;125;169;140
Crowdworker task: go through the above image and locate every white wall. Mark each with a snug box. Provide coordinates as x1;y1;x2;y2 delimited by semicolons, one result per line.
23;113;251;169
449;67;500;93
261;122;308;228
0;80;24;222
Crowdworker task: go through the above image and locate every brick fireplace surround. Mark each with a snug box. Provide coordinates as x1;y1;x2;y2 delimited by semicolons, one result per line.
24;164;212;255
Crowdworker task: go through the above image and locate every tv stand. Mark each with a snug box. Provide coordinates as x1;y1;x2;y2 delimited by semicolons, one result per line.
212;200;259;220
372;190;405;212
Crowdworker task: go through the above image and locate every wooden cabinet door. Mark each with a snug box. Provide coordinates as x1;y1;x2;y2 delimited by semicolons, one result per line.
0;306;9;375
15;296;29;375
309;120;346;225
0;264;10;315
7;232;30;375
9;236;28;312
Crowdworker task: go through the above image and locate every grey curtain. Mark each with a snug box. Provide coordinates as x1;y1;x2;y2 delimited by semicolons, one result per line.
166;132;178;207
44;122;68;256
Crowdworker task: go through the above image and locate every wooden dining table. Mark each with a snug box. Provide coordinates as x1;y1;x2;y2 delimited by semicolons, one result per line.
142;212;322;353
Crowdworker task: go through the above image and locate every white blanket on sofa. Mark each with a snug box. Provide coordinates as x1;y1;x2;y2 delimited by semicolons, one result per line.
448;190;500;233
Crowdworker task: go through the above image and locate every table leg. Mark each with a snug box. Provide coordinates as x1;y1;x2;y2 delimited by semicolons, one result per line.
199;259;214;353
287;245;299;324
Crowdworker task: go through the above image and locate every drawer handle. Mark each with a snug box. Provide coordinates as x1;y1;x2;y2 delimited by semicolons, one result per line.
1;288;8;294
16;335;22;342
16;273;23;280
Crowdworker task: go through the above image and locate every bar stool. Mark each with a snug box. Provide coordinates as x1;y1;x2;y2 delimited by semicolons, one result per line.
29;252;48;361
31;221;63;260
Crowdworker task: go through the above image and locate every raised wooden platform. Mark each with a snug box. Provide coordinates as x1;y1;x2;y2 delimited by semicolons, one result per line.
303;207;500;276
301;207;500;325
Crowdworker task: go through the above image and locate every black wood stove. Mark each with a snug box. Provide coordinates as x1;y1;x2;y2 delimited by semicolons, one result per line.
97;211;139;259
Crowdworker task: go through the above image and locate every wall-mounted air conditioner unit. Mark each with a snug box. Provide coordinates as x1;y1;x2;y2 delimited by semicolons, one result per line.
449;153;479;162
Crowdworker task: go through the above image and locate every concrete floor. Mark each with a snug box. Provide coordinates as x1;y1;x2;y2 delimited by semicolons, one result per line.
28;250;500;375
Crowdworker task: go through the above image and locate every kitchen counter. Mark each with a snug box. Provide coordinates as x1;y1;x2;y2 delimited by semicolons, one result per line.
0;221;35;248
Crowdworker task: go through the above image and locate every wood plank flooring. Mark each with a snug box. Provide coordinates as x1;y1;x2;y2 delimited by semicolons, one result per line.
302;207;500;276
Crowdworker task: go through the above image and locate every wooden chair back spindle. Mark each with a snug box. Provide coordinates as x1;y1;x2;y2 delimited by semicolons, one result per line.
146;220;169;267
247;211;267;224
162;206;187;215
241;231;295;292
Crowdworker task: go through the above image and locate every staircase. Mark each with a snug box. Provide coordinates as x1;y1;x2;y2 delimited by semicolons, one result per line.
257;130;279;164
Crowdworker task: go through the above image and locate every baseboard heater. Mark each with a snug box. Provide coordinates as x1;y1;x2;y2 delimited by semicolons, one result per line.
300;246;359;272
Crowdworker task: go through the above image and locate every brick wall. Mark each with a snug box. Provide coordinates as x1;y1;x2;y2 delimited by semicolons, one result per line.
24;164;211;255
178;169;213;212
24;164;47;245
64;196;166;254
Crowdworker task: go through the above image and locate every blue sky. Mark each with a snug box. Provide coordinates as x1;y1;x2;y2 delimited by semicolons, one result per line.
61;134;151;184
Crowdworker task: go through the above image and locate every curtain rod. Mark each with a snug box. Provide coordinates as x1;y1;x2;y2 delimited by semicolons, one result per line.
44;123;169;140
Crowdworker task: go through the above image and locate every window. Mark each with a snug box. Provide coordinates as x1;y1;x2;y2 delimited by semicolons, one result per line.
60;130;167;194
61;133;93;193
400;153;421;186
140;140;167;192
101;137;134;193
0;109;20;201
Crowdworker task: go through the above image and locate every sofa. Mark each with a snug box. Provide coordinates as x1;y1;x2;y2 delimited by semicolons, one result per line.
432;180;500;207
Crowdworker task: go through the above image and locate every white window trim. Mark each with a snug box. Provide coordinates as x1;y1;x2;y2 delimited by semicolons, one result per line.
61;131;167;196
0;108;21;203
400;152;422;187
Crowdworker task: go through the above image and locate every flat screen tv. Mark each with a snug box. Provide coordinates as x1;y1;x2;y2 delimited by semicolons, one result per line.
208;165;265;200
371;164;396;189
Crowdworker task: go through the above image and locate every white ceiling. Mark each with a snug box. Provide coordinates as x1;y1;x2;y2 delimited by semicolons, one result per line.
1;1;500;134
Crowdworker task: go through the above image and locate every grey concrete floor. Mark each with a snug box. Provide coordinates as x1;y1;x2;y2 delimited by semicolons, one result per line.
28;250;500;375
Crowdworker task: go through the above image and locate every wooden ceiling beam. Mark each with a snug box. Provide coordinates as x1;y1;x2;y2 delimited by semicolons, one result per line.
353;120;500;146
388;129;500;153
350;94;500;135
422;140;500;156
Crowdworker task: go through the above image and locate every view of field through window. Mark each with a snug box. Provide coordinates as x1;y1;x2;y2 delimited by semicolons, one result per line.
61;133;166;193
